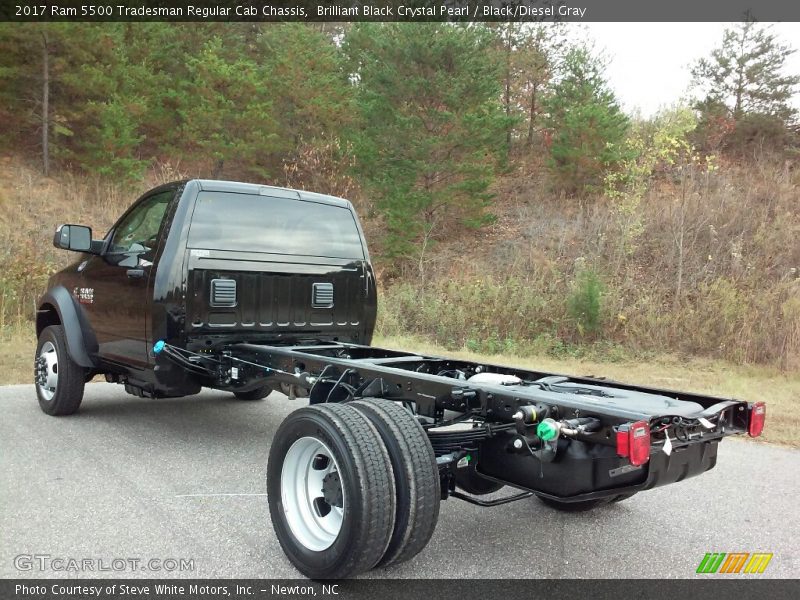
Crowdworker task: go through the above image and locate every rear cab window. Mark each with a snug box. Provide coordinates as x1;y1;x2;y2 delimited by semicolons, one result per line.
187;191;365;259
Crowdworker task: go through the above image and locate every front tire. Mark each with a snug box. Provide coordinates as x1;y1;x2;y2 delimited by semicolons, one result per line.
35;325;85;416
267;403;396;579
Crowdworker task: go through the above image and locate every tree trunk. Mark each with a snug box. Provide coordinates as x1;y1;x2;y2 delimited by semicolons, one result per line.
526;81;538;147
212;158;224;178
675;219;685;307
41;31;50;177
504;27;512;154
674;168;688;308
733;24;747;120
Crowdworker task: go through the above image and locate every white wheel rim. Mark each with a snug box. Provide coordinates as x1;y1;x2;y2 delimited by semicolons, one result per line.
280;436;345;551
36;341;58;401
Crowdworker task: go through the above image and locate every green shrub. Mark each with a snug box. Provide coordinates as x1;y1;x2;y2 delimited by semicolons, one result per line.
566;269;604;337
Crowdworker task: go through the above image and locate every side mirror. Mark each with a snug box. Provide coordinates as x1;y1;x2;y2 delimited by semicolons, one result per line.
53;224;93;253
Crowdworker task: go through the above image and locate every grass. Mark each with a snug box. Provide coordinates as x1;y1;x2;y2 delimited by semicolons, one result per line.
3;324;795;446
1;326;35;385
0;156;180;328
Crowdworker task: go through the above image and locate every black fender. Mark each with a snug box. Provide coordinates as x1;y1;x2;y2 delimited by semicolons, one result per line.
36;286;98;369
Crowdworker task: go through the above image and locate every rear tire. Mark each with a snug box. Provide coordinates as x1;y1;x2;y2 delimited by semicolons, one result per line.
267;403;396;579
233;386;272;401
35;325;85;416
351;399;440;568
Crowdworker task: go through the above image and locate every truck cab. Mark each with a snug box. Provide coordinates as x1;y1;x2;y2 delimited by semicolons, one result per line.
36;180;377;410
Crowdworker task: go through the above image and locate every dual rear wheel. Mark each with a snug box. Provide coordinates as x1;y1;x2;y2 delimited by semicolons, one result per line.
267;399;440;579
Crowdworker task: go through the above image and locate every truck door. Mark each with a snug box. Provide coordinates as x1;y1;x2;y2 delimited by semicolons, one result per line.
79;190;174;369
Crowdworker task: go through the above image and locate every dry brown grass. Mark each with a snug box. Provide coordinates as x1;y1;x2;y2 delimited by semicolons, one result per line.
382;156;800;369
0;326;35;385
0;156;184;325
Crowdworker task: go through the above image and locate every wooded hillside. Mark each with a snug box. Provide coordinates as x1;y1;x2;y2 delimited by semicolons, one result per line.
1;22;798;368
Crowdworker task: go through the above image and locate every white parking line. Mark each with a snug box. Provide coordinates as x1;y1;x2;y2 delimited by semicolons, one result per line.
175;493;268;498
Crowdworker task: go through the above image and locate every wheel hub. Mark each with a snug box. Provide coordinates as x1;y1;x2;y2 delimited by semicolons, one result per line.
322;472;343;508
34;355;48;387
35;340;59;401
280;436;345;551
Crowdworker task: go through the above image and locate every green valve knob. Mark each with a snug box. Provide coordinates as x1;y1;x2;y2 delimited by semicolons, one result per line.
537;419;560;441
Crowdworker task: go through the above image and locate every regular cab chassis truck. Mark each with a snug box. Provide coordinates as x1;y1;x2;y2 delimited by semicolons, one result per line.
35;180;767;578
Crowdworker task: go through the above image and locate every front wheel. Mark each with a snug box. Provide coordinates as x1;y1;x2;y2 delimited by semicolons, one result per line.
267;403;396;579
35;325;86;416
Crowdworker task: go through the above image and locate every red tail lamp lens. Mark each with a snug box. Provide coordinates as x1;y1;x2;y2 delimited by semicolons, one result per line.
748;402;766;438
616;421;651;466
628;421;651;466
615;428;629;457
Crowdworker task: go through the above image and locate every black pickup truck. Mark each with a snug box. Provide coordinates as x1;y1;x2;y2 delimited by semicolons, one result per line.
36;180;766;579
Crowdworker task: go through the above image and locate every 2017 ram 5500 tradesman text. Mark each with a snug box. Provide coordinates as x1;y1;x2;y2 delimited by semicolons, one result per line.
36;180;767;579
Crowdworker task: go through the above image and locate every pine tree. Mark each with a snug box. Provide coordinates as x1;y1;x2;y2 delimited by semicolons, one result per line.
543;47;630;195
509;23;567;149
691;21;799;122
345;23;510;272
181;35;280;179
255;24;353;168
0;23;161;179
0;23;78;176
691;21;799;154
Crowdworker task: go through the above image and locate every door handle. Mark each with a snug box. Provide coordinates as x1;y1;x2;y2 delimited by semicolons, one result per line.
126;269;145;279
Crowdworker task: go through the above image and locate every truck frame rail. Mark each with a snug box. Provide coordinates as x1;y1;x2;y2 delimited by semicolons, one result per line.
155;339;761;504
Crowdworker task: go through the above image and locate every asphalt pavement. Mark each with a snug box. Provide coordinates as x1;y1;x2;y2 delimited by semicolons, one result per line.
1;383;797;579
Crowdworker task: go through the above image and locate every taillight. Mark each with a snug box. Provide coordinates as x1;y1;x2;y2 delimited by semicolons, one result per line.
748;402;766;437
615;428;629;457
616;421;651;466
628;421;651;466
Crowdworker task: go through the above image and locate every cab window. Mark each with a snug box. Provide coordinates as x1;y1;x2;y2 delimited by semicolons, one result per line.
187;191;365;260
108;191;172;255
